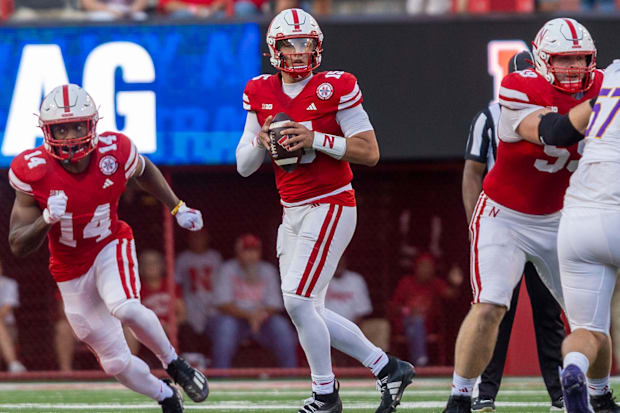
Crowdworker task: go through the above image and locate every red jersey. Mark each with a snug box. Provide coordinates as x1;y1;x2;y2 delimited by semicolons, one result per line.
243;71;363;206
484;69;603;215
9;132;141;282
141;281;182;324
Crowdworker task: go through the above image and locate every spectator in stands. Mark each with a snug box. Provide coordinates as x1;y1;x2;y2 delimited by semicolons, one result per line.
0;263;26;373
406;0;450;15
211;234;298;368
390;252;449;366
81;0;149;20
274;0;331;14
125;250;186;356
175;229;221;360
11;0;84;20
159;0;266;18
325;256;390;351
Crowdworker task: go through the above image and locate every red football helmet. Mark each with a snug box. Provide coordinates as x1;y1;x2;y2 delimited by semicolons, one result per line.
39;84;99;162
532;18;596;94
266;8;324;76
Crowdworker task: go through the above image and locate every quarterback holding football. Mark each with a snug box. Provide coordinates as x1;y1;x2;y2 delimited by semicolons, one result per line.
235;8;414;413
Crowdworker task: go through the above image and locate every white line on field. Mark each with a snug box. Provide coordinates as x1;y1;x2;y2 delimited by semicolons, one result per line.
0;402;555;410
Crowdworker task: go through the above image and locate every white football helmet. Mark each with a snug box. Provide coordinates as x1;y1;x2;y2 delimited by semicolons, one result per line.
532;18;596;94
266;8;324;75
39;84;99;162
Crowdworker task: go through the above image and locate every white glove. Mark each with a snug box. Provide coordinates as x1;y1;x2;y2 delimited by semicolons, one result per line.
175;203;203;231
43;192;68;224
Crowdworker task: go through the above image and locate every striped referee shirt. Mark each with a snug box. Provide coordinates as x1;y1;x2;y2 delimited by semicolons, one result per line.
464;102;500;173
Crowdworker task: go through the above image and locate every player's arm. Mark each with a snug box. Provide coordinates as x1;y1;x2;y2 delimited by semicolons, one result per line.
130;156;204;231
130;156;180;211
508;100;594;146
462;160;486;224
8;191;52;257
283;104;380;167
236;112;268;177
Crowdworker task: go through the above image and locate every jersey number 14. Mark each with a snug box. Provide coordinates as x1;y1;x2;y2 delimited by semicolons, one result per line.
59;203;112;247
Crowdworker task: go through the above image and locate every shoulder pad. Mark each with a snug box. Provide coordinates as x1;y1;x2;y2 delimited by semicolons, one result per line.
499;70;547;110
97;132;140;179
243;74;277;111
9;147;48;193
316;71;362;110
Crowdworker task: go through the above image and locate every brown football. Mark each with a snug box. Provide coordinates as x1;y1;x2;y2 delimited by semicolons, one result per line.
268;112;303;173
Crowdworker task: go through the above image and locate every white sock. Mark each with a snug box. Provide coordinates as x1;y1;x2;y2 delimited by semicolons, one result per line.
115;356;172;401
157;380;174;401
564;352;590;376
312;374;335;395
321;306;387;375
283;295;334;379
450;372;477;397
366;352;389;377
588;376;610;396
113;302;177;368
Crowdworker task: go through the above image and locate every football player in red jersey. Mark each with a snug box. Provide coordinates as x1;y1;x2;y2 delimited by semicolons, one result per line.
236;8;414;413
8;84;208;413
443;18;606;413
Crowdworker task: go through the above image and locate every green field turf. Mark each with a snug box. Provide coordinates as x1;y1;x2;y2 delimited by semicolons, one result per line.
1;376;615;412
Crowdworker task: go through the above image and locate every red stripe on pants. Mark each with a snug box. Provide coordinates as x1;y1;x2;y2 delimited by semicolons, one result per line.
472;196;488;303
126;240;138;299
116;240;131;299
304;205;342;297
296;204;336;296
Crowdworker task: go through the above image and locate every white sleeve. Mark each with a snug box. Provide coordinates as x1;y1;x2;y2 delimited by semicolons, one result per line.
336;104;374;137
236;112;266;177
498;105;543;143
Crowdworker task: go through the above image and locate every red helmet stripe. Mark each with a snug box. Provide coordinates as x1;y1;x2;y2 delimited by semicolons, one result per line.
291;9;301;32
563;18;580;47
62;84;70;112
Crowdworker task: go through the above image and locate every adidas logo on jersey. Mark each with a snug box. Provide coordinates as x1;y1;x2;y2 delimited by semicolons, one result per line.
102;179;114;189
306;102;317;111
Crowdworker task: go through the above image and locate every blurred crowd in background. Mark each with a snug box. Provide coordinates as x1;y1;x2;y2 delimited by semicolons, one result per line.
4;0;620;23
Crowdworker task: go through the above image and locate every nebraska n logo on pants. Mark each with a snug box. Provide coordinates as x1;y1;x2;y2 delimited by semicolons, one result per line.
278;203;356;299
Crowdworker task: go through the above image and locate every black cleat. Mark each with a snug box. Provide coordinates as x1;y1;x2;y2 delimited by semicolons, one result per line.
159;379;184;413
298;380;342;413
166;357;209;403
375;356;416;413
471;396;495;412
591;391;620;413
443;395;472;413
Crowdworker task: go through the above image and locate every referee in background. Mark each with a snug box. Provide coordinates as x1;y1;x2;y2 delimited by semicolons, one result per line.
461;51;565;412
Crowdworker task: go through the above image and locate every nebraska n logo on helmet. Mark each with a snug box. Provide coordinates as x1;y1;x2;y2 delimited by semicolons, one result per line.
266;8;324;77
532;17;597;94
39;84;100;163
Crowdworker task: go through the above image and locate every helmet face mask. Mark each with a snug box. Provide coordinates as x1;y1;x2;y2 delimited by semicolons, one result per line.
275;37;319;74
266;9;324;76
44;119;96;162
532;18;597;94
39;84;99;163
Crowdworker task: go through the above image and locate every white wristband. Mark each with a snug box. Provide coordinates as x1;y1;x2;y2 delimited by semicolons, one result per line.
312;131;347;160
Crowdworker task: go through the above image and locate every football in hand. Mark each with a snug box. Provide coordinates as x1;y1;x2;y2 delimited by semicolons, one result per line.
268;112;303;173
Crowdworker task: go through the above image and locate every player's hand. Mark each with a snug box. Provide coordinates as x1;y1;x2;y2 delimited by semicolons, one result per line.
43;192;68;225
257;115;273;150
175;204;204;231
282;122;314;152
